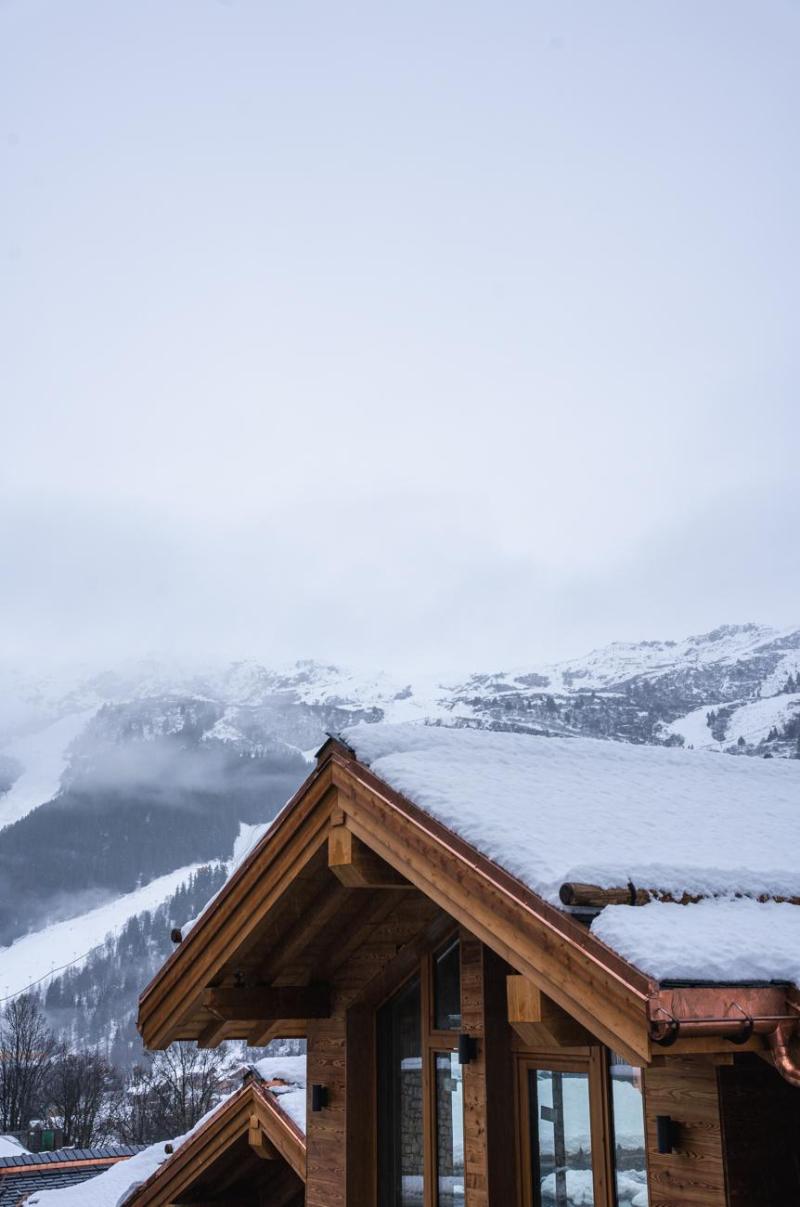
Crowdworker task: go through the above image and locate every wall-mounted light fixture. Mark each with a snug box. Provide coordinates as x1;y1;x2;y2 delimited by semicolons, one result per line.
655;1114;680;1154
311;1084;329;1112
458;1034;477;1065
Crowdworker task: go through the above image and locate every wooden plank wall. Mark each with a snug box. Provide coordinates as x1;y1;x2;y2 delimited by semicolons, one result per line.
461;933;489;1207
643;1060;727;1207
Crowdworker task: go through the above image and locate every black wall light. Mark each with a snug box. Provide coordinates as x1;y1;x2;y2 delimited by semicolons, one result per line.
311;1084;329;1112
458;1034;477;1065
655;1114;680;1154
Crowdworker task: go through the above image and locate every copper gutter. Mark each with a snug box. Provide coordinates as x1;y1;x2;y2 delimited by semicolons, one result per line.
649;987;800;1084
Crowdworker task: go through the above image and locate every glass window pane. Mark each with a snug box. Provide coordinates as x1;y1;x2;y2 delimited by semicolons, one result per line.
435;1052;465;1205
529;1069;594;1207
609;1059;649;1206
433;939;461;1031
378;976;424;1206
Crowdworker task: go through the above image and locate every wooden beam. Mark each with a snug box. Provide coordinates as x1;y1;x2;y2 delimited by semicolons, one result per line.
247;1019;309;1047
248;1113;278;1159
257;881;352;982
507;974;594;1047
196;1017;230;1049
203;985;330;1022
327;825;411;889
560;881;800;908
172;1200;254;1206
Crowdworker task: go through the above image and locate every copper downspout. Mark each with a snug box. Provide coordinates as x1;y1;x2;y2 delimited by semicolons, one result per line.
767;1022;800;1088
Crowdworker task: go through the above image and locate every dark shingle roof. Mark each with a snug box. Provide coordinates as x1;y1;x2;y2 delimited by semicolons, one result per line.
0;1146;142;1171
0;1147;145;1206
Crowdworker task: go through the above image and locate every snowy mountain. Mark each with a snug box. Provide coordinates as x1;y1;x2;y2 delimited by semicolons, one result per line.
0;622;798;1055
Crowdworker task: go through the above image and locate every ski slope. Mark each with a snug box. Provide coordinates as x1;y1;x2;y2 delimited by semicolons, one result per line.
0;708;97;830
0;862;204;1001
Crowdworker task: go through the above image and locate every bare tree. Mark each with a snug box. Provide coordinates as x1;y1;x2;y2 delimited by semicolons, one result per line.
149;1043;226;1135
108;1062;161;1145
0;995;56;1131
110;1043;226;1143
45;1044;119;1147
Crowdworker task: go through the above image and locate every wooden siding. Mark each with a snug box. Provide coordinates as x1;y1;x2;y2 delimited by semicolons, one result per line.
643;1060;727;1207
461;932;489;1207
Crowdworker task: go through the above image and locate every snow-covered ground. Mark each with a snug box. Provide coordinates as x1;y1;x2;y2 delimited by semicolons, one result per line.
666;693;800;751
0;863;205;1000
0;708;97;830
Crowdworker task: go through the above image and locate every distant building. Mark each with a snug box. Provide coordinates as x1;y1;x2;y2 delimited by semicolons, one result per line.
0;1144;142;1205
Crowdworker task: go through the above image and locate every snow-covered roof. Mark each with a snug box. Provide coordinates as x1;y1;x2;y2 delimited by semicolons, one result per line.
342;723;800;986
0;1135;27;1159
250;1055;307;1134
27;1058;306;1207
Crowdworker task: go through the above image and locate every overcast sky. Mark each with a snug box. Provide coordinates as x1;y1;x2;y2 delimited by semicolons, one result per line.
1;0;798;674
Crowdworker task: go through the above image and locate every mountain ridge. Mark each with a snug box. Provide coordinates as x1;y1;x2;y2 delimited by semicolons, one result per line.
1;622;799;1055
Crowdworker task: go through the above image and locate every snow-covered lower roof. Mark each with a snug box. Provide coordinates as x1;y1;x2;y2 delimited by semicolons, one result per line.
342;723;800;985
251;1054;307;1135
0;1135;27;1159
27;1057;307;1207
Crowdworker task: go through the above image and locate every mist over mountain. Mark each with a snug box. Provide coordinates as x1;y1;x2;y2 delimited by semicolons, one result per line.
1;621;799;1058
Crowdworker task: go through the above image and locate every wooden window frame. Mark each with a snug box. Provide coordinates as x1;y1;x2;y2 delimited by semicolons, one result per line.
375;930;464;1207
514;1047;616;1207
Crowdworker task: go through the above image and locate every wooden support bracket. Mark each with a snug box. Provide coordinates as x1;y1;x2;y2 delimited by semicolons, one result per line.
196;1018;230;1049
507;974;595;1047
248;1113;278;1159
328;824;412;889
247;1019;309;1047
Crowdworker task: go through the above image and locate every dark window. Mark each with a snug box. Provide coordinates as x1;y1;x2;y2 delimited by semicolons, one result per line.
433;938;461;1031
528;1069;594;1207
378;975;424;1206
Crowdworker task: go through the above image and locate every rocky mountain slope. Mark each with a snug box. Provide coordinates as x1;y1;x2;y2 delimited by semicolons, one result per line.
0;621;798;1056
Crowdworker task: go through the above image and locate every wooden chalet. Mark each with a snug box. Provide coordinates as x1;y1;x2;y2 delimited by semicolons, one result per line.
138;724;800;1207
123;1065;306;1207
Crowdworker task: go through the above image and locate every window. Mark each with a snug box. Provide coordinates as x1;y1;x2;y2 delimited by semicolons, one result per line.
609;1059;648;1207
433;938;461;1031
377;937;464;1207
378;975;424;1206
519;1050;647;1207
528;1068;593;1207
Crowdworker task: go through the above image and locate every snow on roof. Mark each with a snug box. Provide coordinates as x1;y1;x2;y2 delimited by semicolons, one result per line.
27;1057;307;1207
26;1134;183;1207
0;1135;27;1158
342;723;800;985
252;1055;307;1134
592;898;800;985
